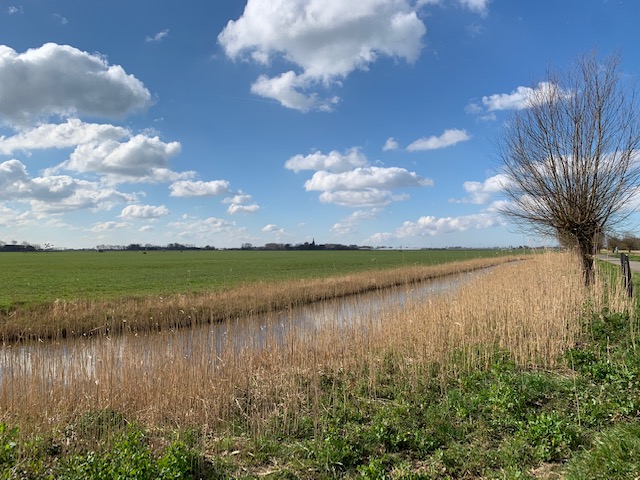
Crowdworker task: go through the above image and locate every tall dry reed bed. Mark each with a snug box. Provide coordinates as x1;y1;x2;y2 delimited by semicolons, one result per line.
0;252;629;443
0;256;520;343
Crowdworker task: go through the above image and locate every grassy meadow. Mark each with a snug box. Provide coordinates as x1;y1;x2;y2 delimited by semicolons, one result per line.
1;250;639;478
0;249;520;308
0;249;523;342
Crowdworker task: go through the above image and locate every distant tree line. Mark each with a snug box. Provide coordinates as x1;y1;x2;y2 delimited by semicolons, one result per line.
95;243;217;252
0;239;374;252
0;240;41;252
607;233;640;252
242;240;371;251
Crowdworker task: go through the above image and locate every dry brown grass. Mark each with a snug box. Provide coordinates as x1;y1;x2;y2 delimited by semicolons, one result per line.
1;255;520;343
0;251;630;442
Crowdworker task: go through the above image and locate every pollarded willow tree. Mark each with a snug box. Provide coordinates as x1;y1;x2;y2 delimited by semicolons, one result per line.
497;52;640;285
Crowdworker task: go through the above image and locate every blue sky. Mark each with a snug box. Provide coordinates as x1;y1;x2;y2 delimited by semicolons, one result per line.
0;0;638;249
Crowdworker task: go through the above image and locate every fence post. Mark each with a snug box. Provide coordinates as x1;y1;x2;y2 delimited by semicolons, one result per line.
620;253;634;297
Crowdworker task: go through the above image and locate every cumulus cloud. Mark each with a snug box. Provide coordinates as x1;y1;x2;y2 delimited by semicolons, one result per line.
7;6;23;14
406;129;470;151
285;148;368;173
382;137;399;151
89;221;131;233
0;43;152;124
168;216;245;241
287;147;432;208
0;118;128;155
120;204;170;219
319;189;407;207
222;192;259;214
331;209;379;235
305;167;430;192
228;203;260;214
54;134;186;183
0;159;136;213
450;173;509;204
262;224;280;233
218;0;426;111
397;213;502;237
480;82;569;112
368;211;505;244
222;193;253;205
251;71;339;112
169;179;231;197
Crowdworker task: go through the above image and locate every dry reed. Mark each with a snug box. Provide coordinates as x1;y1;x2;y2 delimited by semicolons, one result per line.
0;251;630;445
0;256;521;343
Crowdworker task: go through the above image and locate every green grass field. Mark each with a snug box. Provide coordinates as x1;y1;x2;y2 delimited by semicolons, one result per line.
0;249;518;309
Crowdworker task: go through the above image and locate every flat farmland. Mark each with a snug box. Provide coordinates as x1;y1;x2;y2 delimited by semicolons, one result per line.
0;249;518;309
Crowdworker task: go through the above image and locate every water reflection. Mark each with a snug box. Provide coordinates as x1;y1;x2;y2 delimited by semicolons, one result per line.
0;269;486;385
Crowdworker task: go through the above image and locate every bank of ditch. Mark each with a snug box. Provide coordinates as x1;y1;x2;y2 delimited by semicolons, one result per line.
1;251;639;479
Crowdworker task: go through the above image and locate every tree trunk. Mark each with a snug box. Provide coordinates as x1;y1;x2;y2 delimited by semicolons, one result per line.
578;239;595;286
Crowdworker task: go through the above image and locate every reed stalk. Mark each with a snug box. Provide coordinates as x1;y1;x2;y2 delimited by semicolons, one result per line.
0;252;629;446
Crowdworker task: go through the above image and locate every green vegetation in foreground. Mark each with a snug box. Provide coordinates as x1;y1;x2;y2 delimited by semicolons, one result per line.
0;249;519;310
3;274;640;478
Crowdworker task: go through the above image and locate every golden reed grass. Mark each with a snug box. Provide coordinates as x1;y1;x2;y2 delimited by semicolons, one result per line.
1;256;520;343
0;252;631;442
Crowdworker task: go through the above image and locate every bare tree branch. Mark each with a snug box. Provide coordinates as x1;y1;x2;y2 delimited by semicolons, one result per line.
497;51;640;285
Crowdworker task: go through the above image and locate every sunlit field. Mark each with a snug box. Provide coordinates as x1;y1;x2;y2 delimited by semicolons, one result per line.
2;253;586;435
0;249;524;342
1;250;635;478
0;249;522;308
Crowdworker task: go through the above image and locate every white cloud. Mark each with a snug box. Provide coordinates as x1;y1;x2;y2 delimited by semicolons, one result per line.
330;222;356;235
406;128;470;151
7;6;23;14
482;85;538;111
262;223;287;236
227;203;260;214
0;158;136;212
285;148;368;173
251;71;339;112
482;82;566;111
458;0;490;16
223;193;253;205
450;173;509;204
0;159;30;197
89;221;131;233
368;211;504;244
57;134;185;183
0;43;152;125
399;213;502;236
168;216;246;241
288;148;432;207
382;137;399;151
169;179;231;197
0;118;128;155
305;167;431;192
221;192;259;214
319;189;408;207
331;209;379;234
30;178;135;213
120;204;170;219
218;0;426;111
146;29;169;43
